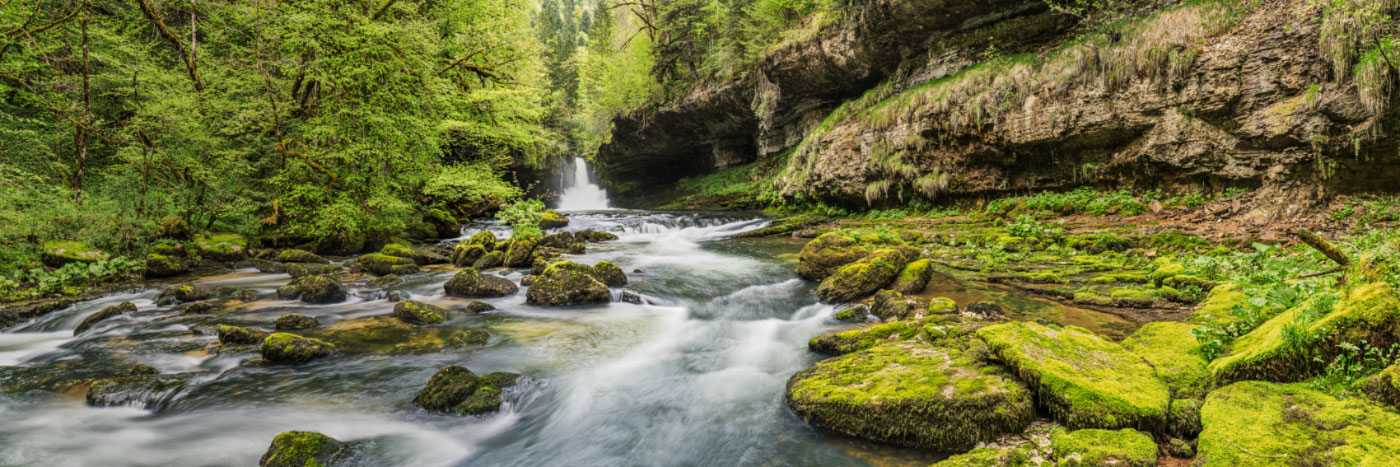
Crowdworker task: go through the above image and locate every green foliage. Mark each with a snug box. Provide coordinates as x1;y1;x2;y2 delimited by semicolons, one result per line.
1308;341;1400;395
495;199;546;238
423;163;523;209
987;187;1145;217
0;257;144;301
1007;215;1066;241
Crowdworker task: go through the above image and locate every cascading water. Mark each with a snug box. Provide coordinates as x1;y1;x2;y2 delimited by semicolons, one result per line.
555;157;611;211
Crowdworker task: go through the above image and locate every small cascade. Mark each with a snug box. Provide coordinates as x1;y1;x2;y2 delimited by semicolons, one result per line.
555;157;611;211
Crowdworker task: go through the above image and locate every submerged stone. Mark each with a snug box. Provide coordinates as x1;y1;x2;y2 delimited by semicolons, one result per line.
74;302;137;336
393;300;447;325
261;333;335;364
414;365;521;416
275;313;320;331
218;324;268;345
259;431;345;467
786;341;1034;451
526;261;609;306
444;268;518;298
1197;381;1400;465
86;372;188;410
1051;428;1157;467
977;322;1170;432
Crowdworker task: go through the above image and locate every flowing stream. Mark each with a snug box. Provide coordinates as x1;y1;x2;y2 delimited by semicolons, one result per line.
0;211;1134;466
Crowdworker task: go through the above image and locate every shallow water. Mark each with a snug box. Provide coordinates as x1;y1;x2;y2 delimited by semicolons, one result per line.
0;211;1133;466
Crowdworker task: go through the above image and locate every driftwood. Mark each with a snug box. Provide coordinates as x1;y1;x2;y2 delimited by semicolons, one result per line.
1290;229;1351;283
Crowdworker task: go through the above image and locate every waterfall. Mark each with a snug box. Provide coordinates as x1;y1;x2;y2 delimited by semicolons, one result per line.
556;157;611;211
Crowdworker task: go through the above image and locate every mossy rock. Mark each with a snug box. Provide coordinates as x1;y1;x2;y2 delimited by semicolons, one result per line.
977;322;1170;431
1162;274;1216;291
1197;381;1400;465
294;275;346;304
277;285;301;300
932;443;1048;467
472;251;504;269
381;243;429;265
285;263;340;279
538;210;569;229
591;261;627;286
1066;233;1134;254
870;290;920;321
357;253;419;276
259;431;345;467
414;365;521;416
192;233;248;261
261;333;335;364
308;316;488;354
451;243;488;267
74;302;137;336
526;261;609;306
464;301;495;313
1050;428;1157;467
467;229;497;249
927;297;958;315
158;285;225;304
795;233;878;280
1209;281;1400;385
786;341;1034;451
576;230;618;242
444;268;519;298
1122;322;1207;400
159;215;191;240
41;240;111;268
808;319;927;355
1149;262;1184;287
144;253;191;278
539;231;577;249
1072;291;1114;307
393;300;447;325
1108;288;1156;308
890;259;932;294
275;313;320;331
832;304;869;322
816;247;918;303
1358;365;1400;408
1188;282;1248;328
86;372;189;410
1087;272;1149;285
503;236;538;267
218;324;268;345
275;249;328;264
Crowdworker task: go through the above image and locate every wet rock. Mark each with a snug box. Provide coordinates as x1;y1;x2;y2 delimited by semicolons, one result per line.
0;298;78;330
259;431;347;467
130;364;159;376
218;324;268;345
366;274;401;288
567;244;586;254
1198;381;1400;465
816;247;918;303
619;290;643;304
1051;428;1157;467
466;230;497;250
520;275;535;286
276;285;301;300
178;300;225;314
274;249;328;264
472;251;504;269
890;259;932;294
234;289;260;301
285;263;340;278
964;302;1004;319
977;322;1170;431
414;365;521;416
308;316;487;354
144;253;191;278
74;302;137;336
870;290;920;321
275;313;320;331
41;240;111;268
1167;437;1195;458
832;303;869;322
927;297;959;315
381;243;429;265
795;233;878;280
451;329;490;347
357;253;419;276
538;210;569;229
575;230;618;242
261;333;335;364
192;233;248;261
930;422;1056;466
526;261;609;306
86;372;189;409
539;231;577;249
393;300;447;325
463;301;495;313
451;243;488;267
787;340;1034;451
531;258;549;275
591;261;627;286
503;236;538;268
444;268;518;298
808;319;932;355
295;275;346;304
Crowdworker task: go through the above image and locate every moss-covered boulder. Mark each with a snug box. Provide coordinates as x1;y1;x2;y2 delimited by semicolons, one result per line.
275;313;320;331
1051;428;1157;467
816;247;918;303
1209;281;1400;384
467;229;497;249
526;261;609;306
259;431;345;467
891;259;932;294
218;324;268;345
539;231;576;249
576;230;618;242
74;302;137;336
977;322;1170;431
275;249;328;264
1122;321;1209;437
307;316;488;354
1188;282;1248;328
795;233;876;280
1197;381;1400;465
193;233;248;261
474;249;508;269
157;284;225;304
159;215;191;240
807;319;928;355
538;210;569;229
451;243;488;267
591;261;627;286
464;301;495;313
786;341;1034;451
261;333;335;364
276;285;301;300
143;253;191;278
870;290;920;321
41;240;111;268
832;303;869;322
444;268;518;298
357;253;419;276
413;365;521;416
503;236;538;267
294;275;346;304
381;243;429;265
1359;365;1400;408
393;300;447;325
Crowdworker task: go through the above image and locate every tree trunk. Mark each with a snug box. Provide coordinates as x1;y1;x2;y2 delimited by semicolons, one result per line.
75;0;91;205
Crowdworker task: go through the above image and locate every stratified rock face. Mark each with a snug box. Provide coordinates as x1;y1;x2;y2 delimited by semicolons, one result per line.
413;365;520;416
259;431;344;467
786;341;1034;451
444;268;518;298
526;262;610;306
1197;381;1400;466
261;333;335;364
74;302;137;336
977;321;1170;432
1051;428;1158;467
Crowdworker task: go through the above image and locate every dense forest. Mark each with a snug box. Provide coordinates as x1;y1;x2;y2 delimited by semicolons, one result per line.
5;0;1400;465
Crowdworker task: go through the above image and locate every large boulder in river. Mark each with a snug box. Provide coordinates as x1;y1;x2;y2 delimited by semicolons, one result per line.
259;431;348;467
591;261;627;286
466;230;497;250
786;340;1034;451
294;275;346;304
381;243;429;265
538;210;569;229
471;251;504;269
357;253;419;276
526;261;610;306
444;268;518;298
576;230;618;242
74;301;137;336
977;322;1170;431
795;232;893;280
451;243;488;267
274;249;328;264
1196;381;1400;465
890;259;932;294
261;333;335;364
414;365;521;416
41;240;110;268
816;247;918;303
143;253;191;278
503;236;538;267
393;300;447;325
218;324;268;345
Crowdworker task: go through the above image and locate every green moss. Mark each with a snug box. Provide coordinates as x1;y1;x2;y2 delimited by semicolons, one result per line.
1189;282;1248;328
891;259;932;294
41;240;110;267
1109;287;1156;307
1150;262;1184;286
192;233;248;261
1050;428;1156;467
1197;381;1400;466
467;230;497;250
1122;322;1208;399
786;341;1034;451
526;261;609;306
444;267;519;298
1088;272;1149;284
927;296;958;314
591;261;627;286
503;236;538;267
808;319;927;354
358;253;418;276
414;365;520;416
816;247;917;303
1162;274;1215;291
294;275;346;304
259;431;343;467
261;333;335;364
1358;365;1400;408
539;210;569;229
1072;291;1114;306
217;324;267;345
977;322;1170;431
795;232;879;280
380;243;428;265
275;249;327;264
393;300;447;325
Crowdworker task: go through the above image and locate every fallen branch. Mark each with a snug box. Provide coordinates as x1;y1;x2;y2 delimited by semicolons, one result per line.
1288;266;1344;281
1292;229;1350;267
